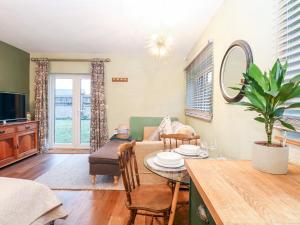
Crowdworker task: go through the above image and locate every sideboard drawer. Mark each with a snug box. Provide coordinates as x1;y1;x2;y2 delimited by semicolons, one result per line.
17;123;37;132
190;180;216;225
0;126;16;135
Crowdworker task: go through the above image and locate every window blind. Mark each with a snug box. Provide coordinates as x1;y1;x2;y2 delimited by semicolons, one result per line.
278;0;300;130
185;42;213;121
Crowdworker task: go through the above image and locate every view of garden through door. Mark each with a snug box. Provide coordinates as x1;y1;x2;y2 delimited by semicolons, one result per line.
49;74;91;149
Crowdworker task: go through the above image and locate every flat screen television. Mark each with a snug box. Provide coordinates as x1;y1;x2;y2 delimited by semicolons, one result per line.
0;92;26;122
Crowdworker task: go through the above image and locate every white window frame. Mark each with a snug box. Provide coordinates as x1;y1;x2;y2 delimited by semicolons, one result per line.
185;42;214;121
49;74;91;149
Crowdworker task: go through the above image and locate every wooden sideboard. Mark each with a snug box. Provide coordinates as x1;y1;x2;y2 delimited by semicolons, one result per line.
186;160;300;225
0;121;38;168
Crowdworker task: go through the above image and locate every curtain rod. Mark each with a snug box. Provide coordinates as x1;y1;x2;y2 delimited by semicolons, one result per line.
31;58;111;63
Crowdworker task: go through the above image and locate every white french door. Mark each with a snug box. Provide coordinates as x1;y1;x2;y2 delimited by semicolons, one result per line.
49;74;91;149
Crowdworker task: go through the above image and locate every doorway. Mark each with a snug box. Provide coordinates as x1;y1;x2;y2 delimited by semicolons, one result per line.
49;74;91;149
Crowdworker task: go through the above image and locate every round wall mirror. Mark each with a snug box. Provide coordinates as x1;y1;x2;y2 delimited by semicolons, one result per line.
220;40;253;102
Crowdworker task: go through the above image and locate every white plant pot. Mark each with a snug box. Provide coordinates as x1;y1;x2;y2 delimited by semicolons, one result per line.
252;142;289;174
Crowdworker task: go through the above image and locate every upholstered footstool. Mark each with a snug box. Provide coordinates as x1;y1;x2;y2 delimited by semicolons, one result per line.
89;140;128;185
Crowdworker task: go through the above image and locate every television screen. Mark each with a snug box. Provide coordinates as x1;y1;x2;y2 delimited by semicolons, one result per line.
0;93;26;121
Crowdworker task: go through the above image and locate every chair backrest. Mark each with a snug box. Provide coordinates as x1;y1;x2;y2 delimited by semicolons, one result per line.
118;140;140;205
160;133;200;150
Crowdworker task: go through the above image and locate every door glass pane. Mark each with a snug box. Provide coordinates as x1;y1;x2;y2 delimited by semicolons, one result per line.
54;79;73;144
80;79;91;144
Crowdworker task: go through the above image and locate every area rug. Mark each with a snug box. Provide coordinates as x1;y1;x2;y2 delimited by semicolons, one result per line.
35;155;124;190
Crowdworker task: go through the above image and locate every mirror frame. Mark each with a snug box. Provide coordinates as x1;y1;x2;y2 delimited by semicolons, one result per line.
219;40;253;102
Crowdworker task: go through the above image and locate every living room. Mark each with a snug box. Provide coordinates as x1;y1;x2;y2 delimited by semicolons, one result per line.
0;0;300;225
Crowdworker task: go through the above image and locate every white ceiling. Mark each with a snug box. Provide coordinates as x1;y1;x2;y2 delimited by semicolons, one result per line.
0;0;223;55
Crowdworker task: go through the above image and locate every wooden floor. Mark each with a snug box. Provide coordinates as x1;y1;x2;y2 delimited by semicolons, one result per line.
0;154;188;225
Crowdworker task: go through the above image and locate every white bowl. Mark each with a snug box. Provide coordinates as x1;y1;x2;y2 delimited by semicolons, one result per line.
179;144;200;151
156;152;182;165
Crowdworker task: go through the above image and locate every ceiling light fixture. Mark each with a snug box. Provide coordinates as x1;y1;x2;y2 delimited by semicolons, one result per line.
147;34;173;58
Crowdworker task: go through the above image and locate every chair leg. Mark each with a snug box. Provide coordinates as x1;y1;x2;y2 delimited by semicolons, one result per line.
114;176;119;185
127;210;134;225
163;211;169;225
132;209;137;224
90;175;96;184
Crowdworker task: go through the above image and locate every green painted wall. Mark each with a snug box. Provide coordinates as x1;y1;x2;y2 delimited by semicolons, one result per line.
0;41;29;95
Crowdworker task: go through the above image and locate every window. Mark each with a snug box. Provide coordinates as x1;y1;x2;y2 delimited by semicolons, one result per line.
277;0;300;139
185;42;213;121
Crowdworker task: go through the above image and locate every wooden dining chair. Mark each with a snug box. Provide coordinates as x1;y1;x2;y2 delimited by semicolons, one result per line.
118;141;172;225
160;133;200;208
160;133;200;150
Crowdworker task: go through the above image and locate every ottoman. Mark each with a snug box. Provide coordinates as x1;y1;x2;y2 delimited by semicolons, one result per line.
89;140;128;184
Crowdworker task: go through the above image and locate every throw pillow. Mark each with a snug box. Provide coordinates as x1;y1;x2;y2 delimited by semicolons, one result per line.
175;125;196;136
171;121;184;133
158;115;173;134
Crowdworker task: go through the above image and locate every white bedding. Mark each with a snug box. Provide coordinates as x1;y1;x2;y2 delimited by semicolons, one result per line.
0;177;67;225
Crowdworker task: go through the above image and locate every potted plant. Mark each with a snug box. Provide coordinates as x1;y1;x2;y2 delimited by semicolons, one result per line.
233;59;300;174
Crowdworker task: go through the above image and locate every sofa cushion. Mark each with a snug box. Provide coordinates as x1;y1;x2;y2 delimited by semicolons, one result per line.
175;125;196;136
171;121;184;133
158;115;173;134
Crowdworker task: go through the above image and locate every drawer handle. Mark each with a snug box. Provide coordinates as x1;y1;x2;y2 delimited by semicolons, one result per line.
25;126;31;129
197;204;209;224
0;130;5;134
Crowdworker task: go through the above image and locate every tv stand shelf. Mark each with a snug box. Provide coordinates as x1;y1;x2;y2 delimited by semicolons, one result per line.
0;121;38;168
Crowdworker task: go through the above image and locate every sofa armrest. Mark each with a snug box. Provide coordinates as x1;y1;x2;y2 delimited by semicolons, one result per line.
134;141;166;184
134;141;163;172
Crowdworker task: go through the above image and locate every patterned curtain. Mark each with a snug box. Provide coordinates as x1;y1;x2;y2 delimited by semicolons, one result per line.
34;59;49;153
90;61;109;152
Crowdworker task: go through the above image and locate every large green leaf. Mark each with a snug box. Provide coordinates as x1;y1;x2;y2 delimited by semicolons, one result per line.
285;86;300;100
285;102;300;109
277;82;296;103
245;107;262;113
273;107;285;117
246;75;266;97
269;70;279;94
234;101;254;107
244;91;265;112
290;74;300;83
254;117;265;123
271;60;286;87
279;119;296;131
246;84;267;106
248;64;270;91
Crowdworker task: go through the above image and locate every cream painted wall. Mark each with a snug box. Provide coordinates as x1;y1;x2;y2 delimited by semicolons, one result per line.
184;0;300;164
29;53;185;136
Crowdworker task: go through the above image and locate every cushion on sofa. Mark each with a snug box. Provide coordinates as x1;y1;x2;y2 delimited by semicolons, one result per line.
158;115;172;134
174;125;196;136
171;121;184;132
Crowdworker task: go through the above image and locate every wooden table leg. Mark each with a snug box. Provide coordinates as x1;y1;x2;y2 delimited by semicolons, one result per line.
168;181;180;225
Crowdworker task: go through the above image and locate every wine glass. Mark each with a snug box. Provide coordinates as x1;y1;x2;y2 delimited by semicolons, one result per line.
207;139;218;159
200;140;208;153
